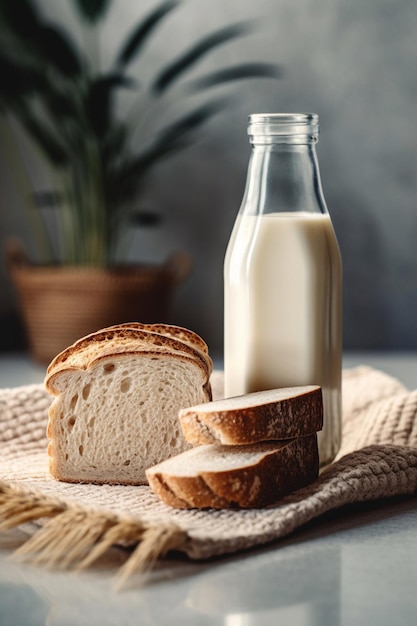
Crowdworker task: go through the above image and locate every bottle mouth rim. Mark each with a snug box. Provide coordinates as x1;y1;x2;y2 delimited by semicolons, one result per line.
248;113;319;137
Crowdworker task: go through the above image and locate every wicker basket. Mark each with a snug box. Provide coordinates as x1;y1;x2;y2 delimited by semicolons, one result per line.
7;241;191;364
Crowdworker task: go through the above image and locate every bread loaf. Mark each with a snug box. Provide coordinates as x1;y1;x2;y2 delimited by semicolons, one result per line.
146;435;319;509
179;386;323;445
46;325;211;485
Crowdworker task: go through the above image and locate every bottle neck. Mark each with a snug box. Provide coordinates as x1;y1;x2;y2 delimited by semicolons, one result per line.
241;140;328;216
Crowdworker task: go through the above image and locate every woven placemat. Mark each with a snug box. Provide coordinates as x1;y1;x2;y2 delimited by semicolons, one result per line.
1;367;417;588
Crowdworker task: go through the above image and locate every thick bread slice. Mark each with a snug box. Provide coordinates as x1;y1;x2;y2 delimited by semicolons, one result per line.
46;327;212;395
103;322;209;355
179;386;323;445
47;350;211;485
146;435;319;509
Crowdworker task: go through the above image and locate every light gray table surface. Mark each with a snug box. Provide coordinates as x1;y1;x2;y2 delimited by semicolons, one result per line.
0;352;417;626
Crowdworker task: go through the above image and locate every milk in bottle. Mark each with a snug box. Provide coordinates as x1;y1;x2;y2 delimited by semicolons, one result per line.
224;114;342;465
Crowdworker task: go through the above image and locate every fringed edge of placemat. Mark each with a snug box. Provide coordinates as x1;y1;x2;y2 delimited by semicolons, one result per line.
0;480;187;591
2;445;417;589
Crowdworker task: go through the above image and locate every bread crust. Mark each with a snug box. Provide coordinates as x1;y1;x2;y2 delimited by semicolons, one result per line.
45;327;212;395
102;322;209;354
146;435;319;509
179;386;323;445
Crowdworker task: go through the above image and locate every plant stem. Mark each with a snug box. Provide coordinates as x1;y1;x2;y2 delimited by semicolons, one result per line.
65;133;108;267
60;169;79;265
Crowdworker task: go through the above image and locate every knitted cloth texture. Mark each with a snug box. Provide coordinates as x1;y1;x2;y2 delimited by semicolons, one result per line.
1;366;417;561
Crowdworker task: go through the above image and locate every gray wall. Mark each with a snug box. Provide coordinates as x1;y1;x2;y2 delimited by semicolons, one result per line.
1;0;417;356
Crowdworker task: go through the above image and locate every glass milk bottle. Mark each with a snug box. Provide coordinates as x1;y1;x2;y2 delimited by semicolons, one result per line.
224;113;342;466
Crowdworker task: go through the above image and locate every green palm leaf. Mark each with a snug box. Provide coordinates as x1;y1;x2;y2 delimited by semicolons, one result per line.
116;1;179;68
109;99;226;206
186;62;282;91
0;0;41;38
41;81;80;124
0;53;45;103
152;21;253;94
72;0;110;24
86;74;135;139
149;99;226;149
0;50;80;143
38;24;83;77
14;101;69;167
1;1;83;78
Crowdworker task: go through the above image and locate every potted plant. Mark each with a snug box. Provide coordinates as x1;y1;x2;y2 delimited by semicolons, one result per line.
0;0;279;362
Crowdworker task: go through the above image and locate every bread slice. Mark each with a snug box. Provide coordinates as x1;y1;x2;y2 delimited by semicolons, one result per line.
46;349;211;485
146;435;319;509
179;386;323;446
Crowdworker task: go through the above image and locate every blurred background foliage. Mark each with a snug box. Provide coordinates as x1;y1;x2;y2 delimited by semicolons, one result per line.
0;0;279;265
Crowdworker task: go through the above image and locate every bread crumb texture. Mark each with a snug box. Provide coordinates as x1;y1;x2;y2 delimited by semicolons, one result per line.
47;353;209;485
